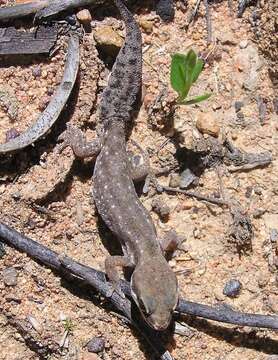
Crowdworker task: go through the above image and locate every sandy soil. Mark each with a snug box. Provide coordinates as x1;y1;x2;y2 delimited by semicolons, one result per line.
0;1;277;360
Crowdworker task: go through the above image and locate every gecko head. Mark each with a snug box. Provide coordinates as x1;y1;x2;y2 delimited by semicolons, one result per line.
130;256;178;331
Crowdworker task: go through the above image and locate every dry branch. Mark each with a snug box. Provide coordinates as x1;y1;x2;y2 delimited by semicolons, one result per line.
0;222;278;331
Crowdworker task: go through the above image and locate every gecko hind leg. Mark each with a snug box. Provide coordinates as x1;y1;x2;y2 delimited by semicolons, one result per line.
57;124;101;158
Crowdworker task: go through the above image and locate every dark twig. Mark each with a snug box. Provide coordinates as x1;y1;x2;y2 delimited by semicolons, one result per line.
0;34;79;154
161;185;229;206
1;222;278;330
0;222;173;360
203;0;212;43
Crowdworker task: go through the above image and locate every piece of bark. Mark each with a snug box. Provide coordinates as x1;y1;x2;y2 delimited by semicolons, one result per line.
0;24;57;55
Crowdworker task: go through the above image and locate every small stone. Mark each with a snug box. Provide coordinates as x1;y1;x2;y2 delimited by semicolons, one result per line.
234;100;244;112
239;40;248;49
180;168;198;189
223;279;242;298
196;112;220;137
270;229;278;243
217;30;237;45
169;173;180;188
152;198;170;219
41;70;48;79
32;66;41;78
93;26;123;57
76;9;92;31
87;337;105;353
5;128;20;142
139;18;154;33
2;267;18;286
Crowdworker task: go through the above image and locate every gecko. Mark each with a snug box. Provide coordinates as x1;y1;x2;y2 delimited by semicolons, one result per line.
59;0;178;330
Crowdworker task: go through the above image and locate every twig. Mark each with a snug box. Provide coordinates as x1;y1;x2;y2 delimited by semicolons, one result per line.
0;34;79;154
161;185;229;206
1;222;278;330
0;222;173;360
203;0;212;43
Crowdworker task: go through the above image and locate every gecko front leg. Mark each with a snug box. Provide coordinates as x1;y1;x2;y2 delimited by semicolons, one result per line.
105;255;134;298
58;124;101;158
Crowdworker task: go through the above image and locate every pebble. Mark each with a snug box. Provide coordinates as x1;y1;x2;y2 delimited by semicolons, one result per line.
93;26;123;57
223;279;242;298
87;337;105;353
2;267;18;286
169;173;180;188
180;168;198;189
270;228;278;243
196;112;220;137
139;18;154;33
32;66;41;78
5;128;20;142
234;100;244;112
151;198;170;219
76;9;92;31
239;40;248;49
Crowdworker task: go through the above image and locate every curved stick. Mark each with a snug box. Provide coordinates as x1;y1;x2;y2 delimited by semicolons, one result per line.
0;222;277;331
0;34;79;154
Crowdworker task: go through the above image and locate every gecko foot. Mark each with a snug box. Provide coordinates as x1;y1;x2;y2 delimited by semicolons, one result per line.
106;282;126;299
57;124;101;158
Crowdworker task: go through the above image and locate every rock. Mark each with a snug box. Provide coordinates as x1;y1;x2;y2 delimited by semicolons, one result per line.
152;198;170;219
0;85;19;120
139;18;154;33
180;168;198;189
2;267;18;286
223;279;242;298
86;337;105;353
169;173;180;188
217;29;237;45
270;229;278;243
93;26;123;57
239;40;248;49
32;66;41;78
76;9;92;31
196;112;220;137
234;100;244;112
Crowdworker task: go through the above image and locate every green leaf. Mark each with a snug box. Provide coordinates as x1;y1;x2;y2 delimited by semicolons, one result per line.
170;54;187;99
183;50;197;98
192;58;204;84
181;93;212;105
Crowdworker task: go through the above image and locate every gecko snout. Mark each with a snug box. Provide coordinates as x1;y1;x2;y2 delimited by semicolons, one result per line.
130;257;179;330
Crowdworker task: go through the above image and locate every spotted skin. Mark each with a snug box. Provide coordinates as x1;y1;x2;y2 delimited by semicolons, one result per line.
59;0;178;331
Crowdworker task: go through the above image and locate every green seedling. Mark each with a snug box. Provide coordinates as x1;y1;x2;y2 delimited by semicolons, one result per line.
62;318;74;333
170;49;212;105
